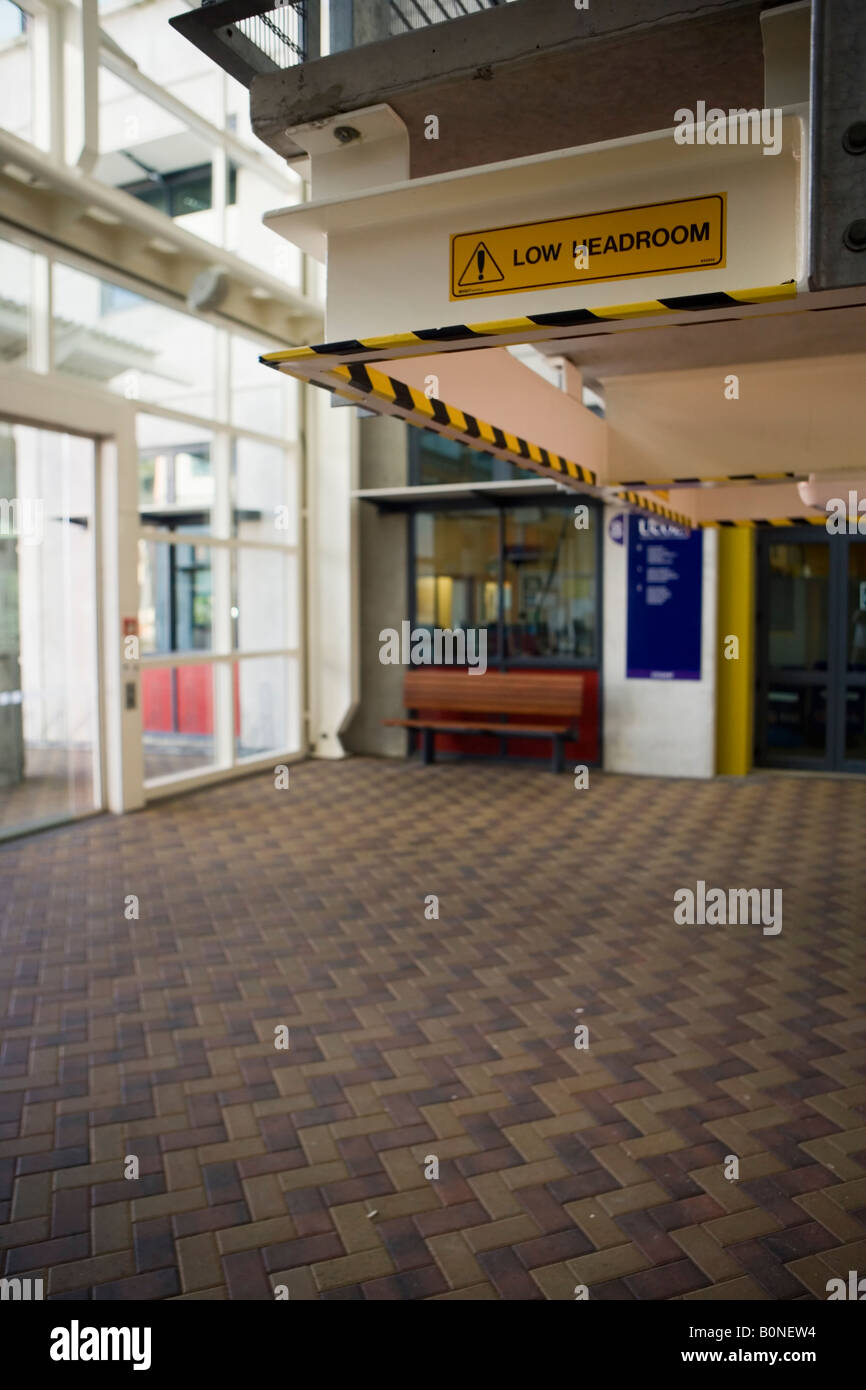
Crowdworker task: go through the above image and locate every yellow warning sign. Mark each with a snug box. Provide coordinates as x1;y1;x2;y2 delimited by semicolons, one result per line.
450;194;726;300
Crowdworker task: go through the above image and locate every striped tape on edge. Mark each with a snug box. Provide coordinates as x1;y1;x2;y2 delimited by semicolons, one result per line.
321;360;694;528
262;284;798;368
260;281;840;529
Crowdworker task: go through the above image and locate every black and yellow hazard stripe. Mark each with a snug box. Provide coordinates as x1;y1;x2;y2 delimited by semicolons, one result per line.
706;516;830;529
313;359;694;528
612;490;692;522
262;340;828;531
619;471;799;487
261;283;798;370
258;280;843;530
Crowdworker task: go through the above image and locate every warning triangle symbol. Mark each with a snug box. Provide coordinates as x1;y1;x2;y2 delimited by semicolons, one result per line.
457;240;505;289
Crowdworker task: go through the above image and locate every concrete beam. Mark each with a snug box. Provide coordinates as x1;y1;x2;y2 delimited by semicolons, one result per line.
386;347;606;482
676;482;815;522
605;354;866;485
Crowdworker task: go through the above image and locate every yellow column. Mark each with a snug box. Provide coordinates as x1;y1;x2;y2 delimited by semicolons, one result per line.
716;528;755;775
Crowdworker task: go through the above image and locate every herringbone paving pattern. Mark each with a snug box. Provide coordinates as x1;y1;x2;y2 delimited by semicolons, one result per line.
0;759;864;1300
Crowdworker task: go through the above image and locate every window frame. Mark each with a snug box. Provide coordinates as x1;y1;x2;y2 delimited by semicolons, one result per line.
118;161;239;220
409;426;528;487
408;493;603;672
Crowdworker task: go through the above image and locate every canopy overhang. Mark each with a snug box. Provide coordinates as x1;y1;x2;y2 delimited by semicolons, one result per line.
260;104;864;528
262;294;866;529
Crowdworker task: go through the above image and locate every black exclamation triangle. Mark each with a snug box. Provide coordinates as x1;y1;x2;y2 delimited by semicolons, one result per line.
456;240;504;290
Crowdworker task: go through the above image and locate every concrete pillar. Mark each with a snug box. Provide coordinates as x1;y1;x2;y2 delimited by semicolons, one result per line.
343;414;409;757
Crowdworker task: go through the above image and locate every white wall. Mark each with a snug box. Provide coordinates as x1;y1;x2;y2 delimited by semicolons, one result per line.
603;506;717;777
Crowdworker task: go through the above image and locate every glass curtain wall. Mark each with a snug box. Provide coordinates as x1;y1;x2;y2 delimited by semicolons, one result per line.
136;421;302;783
50;256;303;787
1;0;310;798
0;231;305;795
1;0;306;274
133;388;301;788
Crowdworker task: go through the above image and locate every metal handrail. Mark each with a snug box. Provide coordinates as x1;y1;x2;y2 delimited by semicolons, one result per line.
389;1;502;35
170;0;313;89
170;0;505;88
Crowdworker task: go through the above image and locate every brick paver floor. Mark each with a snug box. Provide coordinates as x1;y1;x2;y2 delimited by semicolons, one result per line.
1;758;864;1300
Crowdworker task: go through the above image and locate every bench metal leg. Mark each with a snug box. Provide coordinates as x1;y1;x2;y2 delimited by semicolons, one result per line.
421;727;434;765
551;733;564;774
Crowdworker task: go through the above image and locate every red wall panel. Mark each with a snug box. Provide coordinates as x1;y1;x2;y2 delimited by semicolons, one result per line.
141;668;172;733
141;665;241;737
176;665;213;735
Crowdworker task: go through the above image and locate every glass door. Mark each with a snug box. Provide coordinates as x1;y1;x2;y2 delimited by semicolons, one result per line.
0;423;102;837
839;537;866;771
756;528;866;772
756;531;832;768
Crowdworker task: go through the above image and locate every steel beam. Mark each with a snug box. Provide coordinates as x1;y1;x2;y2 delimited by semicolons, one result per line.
810;0;866;289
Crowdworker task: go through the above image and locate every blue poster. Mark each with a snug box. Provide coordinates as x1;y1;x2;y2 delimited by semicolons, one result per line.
626;515;702;680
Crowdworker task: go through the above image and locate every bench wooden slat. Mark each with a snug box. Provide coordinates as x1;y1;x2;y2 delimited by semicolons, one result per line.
401;669;583;718
384;718;572;735
385;668;584;772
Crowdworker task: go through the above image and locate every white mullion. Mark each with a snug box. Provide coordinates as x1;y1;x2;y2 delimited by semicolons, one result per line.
29;251;52;373
140;647;299;669
289;428;303;751
212;144;228;252
89;432;104;814
211;330;233;767
30;2;62;156
138;404;294;451
77;0;99;173
138;526;297;554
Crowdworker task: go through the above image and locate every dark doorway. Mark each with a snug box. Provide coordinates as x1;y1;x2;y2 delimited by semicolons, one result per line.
756;527;866;772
